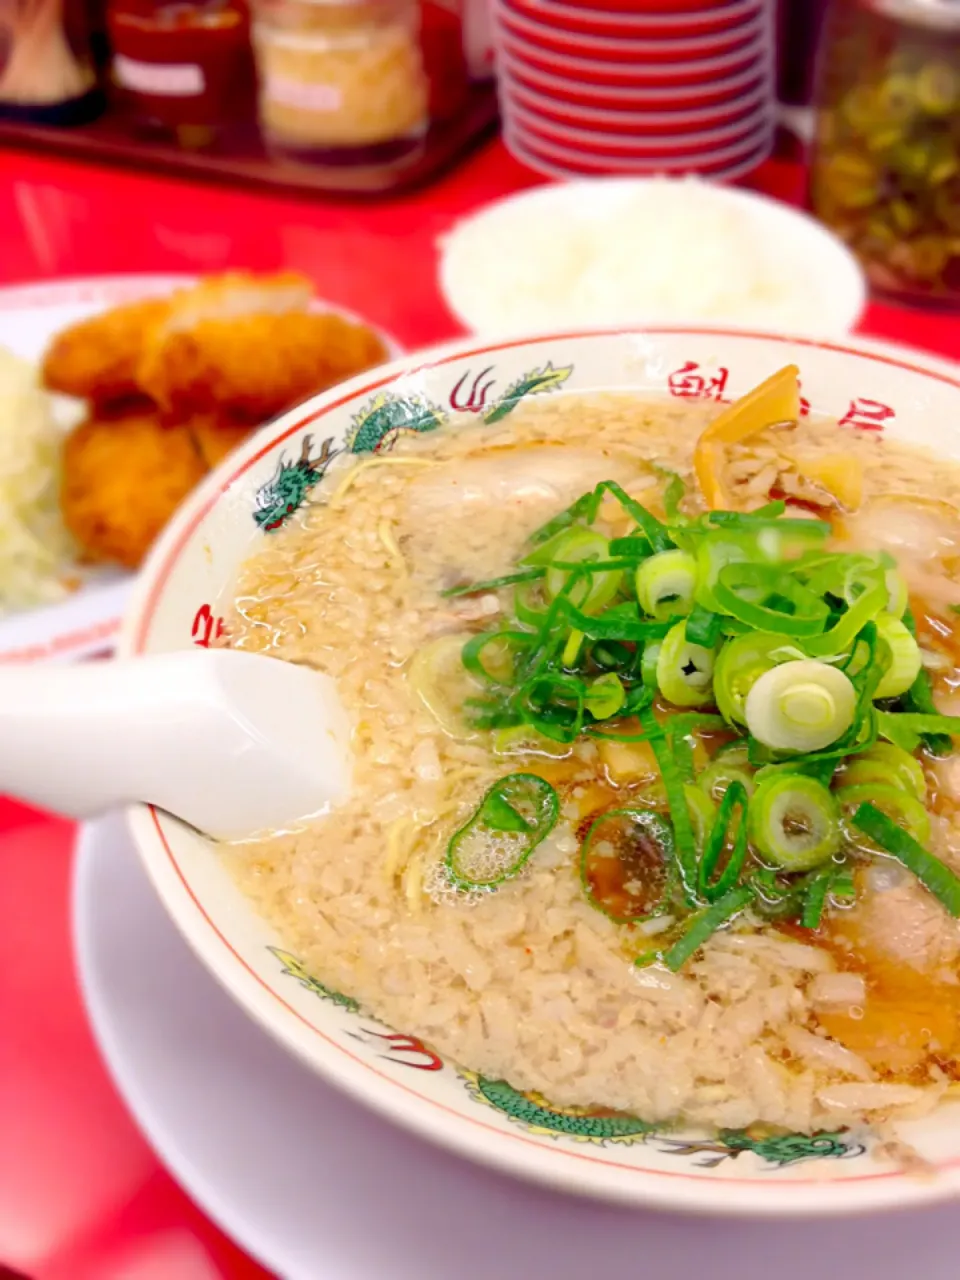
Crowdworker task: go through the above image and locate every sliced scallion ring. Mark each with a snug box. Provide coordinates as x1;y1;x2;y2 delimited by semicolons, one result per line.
745;660;856;753
873;613;922;699
835;783;931;851
884;565;909;617
747;773;841;871
714;562;830;637
514;580;549;629
584;672;626;721
445;773;559;890
656;620;716;707
698;755;756;803
641;641;662;690
579;807;676;923
839;742;926;801
694;534;752;612
543;528;622;615
713;632;788;726
635;549;698;621
684;783;718;852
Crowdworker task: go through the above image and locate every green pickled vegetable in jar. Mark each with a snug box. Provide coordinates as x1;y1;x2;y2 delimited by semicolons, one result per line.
810;0;960;307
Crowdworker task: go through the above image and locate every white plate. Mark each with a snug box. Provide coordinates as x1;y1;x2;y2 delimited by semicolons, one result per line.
0;275;401;665
73;814;960;1280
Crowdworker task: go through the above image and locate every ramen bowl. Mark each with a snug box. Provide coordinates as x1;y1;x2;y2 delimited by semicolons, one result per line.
121;327;960;1216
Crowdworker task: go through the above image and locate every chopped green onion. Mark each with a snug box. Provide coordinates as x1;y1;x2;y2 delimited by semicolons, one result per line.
803;574;887;659
514;580;549;629
660;885;754;971
901;668;954;757
684;783;718;851
641;640;662;690
698;755;756;803
590;480;673;554
685;603;722;648
707;501;787;526
851;803;960;917
554;598;672;643
748;773;841;871
445;774;559;890
695;533;754;613
884;566;909;617
832;871;856;901
656;620;716;708
441;568;545;598
639;705;699;903
878;710;960;754
461;630;534;684
635;549;698;621
584;672;626;721
713;631;792;726
660;469;686;523
839;742;926;801
518;672;586;744
697;779;749;902
525;492;595;548
836;783;931;850
561;628;584;668
745;660;856;753
580;808;676;923
800;865;838;930
541;528;623;615
874;614;922;699
609;534;653;559
714;563;830;637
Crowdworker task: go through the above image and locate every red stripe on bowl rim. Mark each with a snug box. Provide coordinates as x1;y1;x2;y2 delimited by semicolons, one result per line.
500;51;769;107
502;71;770;132
498;28;770;84
507;117;773;170
505;96;772;154
505;126;773;179
496;0;765;60
500;0;765;36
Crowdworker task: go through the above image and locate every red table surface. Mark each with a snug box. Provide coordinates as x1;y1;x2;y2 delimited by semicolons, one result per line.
1;138;958;1280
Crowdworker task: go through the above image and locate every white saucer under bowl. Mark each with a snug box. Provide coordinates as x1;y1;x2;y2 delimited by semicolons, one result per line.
73;815;960;1280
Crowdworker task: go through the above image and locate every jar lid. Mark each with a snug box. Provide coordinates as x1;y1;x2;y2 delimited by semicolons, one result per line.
866;0;960;31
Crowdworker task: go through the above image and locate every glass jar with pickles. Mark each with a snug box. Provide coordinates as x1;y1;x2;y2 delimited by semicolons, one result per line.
810;0;960;308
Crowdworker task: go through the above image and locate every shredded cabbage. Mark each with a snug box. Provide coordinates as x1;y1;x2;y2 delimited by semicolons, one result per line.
0;347;75;615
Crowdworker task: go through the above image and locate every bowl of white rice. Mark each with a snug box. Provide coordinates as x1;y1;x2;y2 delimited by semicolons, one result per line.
438;178;867;340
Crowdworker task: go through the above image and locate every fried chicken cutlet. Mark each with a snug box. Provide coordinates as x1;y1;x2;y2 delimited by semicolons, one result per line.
138;310;389;421
42;297;170;404
188;415;255;468
61;410;207;569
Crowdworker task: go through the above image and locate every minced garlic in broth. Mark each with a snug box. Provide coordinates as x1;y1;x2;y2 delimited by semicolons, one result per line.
218;391;960;1133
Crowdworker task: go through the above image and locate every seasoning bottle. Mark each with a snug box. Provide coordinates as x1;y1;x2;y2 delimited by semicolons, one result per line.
107;0;255;149
251;0;429;163
420;0;468;124
0;0;102;123
810;0;960;308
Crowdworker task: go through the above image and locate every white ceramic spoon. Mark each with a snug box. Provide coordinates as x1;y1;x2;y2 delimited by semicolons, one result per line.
0;650;352;840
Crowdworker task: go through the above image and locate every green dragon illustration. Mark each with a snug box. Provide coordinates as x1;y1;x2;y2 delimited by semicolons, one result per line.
346;391;447;454
464;1075;866;1166
253;434;337;531
268;946;360;1012
465;1074;655;1144
653;1127;866;1169
482;362;574;424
